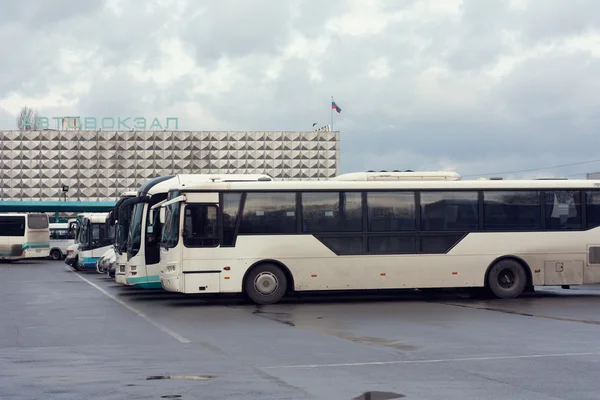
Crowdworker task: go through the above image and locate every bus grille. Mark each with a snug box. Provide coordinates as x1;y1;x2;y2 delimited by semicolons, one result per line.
589;246;600;264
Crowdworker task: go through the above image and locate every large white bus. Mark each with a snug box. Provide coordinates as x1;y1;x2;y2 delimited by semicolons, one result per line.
49;222;75;260
0;213;50;261
124;174;273;289
157;174;600;304
108;192;137;283
75;212;112;270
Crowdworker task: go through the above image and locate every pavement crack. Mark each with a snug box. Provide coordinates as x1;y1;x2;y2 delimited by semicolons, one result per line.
438;301;600;326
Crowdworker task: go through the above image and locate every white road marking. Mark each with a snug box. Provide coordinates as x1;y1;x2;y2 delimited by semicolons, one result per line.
66;267;190;343
261;351;600;369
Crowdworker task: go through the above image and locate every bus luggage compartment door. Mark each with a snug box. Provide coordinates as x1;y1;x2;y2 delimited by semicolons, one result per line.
544;260;584;286
183;271;220;294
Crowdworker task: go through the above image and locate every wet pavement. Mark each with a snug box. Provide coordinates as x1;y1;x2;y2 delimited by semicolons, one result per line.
1;260;600;400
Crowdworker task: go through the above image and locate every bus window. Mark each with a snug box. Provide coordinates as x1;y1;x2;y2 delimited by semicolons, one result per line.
545;190;581;230
301;192;362;233
586;191;600;228
484;191;541;230
421;192;478;231
183;205;219;247
92;224;100;246
367;191;415;231
239;192;296;234
50;229;71;240
222;193;242;246
0;216;25;236
28;214;48;229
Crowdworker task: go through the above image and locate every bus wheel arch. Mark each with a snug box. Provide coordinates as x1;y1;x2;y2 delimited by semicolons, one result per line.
484;255;532;298
242;260;294;305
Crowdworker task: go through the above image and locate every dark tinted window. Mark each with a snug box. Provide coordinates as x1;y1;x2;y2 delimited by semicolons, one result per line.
545;190;581;230
368;236;416;254
421;192;479;231
239;192;296;234
222;193;242;245
28;214;48;229
367;192;415;231
0;216;25;237
318;236;363;255
586;191;600;228
421;234;466;253
302;192;362;232
484;191;541;230
183;205;219;247
50;229;72;240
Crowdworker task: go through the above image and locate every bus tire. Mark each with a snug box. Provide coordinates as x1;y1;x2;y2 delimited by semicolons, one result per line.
50;249;62;260
244;263;287;305
487;259;527;299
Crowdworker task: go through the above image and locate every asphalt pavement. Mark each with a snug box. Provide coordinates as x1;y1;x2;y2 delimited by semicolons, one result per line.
1;260;600;400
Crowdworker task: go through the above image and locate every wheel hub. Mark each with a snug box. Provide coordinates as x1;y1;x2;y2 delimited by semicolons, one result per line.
254;272;278;295
498;268;515;289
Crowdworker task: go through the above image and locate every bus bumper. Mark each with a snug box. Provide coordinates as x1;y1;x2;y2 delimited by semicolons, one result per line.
23;248;50;258
160;274;181;292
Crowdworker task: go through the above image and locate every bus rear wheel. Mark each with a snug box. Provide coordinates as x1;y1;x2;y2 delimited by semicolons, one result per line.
487;259;527;299
244;263;287;305
50;249;62;260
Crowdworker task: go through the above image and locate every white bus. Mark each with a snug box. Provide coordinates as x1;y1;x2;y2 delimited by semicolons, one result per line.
65;216;88;269
49;222;75;260
108;192;137;283
157;174;600;304
125;174;273;289
75;212;111;270
0;213;50;261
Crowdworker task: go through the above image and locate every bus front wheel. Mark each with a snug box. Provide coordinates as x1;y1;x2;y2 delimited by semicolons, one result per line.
244;263;287;305
487;259;527;299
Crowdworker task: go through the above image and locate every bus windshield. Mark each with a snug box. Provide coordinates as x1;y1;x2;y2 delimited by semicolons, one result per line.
162;202;181;249
128;203;145;257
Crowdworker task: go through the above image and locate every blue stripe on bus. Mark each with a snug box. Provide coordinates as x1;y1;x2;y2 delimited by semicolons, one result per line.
22;242;50;250
81;257;100;268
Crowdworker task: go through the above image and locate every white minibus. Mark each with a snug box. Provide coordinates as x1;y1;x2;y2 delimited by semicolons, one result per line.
0;213;50;261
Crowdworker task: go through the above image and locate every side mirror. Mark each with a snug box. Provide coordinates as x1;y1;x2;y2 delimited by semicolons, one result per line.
149;211;154;226
159;207;166;224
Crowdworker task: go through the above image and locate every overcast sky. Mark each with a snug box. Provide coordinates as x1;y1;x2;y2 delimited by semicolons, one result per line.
1;0;599;178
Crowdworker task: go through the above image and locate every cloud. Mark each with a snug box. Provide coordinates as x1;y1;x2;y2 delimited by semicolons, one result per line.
2;0;600;179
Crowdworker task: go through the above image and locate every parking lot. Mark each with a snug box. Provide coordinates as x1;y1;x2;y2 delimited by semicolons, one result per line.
1;260;600;400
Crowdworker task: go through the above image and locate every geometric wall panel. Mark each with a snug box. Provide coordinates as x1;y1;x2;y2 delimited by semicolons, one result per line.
0;130;340;201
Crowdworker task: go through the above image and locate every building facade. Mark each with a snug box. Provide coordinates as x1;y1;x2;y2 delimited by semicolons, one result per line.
0;130;340;201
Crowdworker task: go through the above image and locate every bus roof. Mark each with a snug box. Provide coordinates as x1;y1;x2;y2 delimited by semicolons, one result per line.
140;174;273;196
173;178;600;192
0;212;45;217
332;171;462;181
81;212;109;223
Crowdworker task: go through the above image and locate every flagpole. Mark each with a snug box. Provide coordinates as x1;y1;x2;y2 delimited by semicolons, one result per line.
330;96;333;132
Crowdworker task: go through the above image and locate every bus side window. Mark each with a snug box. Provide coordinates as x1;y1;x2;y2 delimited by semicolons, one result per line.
183;205;219;248
586;191;600;228
484;191;541;231
238;192;296;234
545;190;581;230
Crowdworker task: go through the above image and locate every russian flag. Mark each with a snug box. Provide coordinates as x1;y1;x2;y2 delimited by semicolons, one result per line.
332;101;341;113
